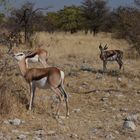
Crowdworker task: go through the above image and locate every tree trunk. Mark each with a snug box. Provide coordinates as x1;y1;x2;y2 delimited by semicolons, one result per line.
24;22;28;43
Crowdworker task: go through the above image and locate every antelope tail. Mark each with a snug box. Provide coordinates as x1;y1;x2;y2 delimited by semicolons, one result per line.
58;85;68;100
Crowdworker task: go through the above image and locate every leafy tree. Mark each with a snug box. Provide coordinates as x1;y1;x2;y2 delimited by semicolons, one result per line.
81;0;109;35
112;7;140;40
134;0;140;6
112;6;140;54
58;6;83;33
0;13;5;24
44;12;60;33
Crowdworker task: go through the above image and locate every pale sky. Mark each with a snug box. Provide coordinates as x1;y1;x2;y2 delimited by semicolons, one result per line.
12;0;134;11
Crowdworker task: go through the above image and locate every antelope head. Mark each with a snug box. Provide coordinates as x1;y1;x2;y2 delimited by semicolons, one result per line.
99;44;108;52
13;52;26;61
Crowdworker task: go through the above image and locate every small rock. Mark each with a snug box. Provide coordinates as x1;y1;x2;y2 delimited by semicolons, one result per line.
105;133;115;140
89;128;98;135
60;125;68;133
9;118;21;126
92;128;98;134
3;120;10;124
12;129;19;133
78;86;83;90
17;134;27;139
89;135;96;139
22;131;30;135
80;65;95;72
126;114;139;122
123;121;136;131
115;94;125;98
82;82;88;86
96;73;102;79
134;78;139;82
103;103;108;108
73;108;81;113
110;107;116;111
58;119;64;125
120;108;128;112
35;129;45;136
33;136;41;140
21;120;26;124
47;131;56;136
101;97;108;102
70;133;79;139
0;132;4;139
117;77;122;82
59;116;66;120
114;130;119;135
104;93;110;97
116;114;122;119
68;71;77;76
106;133;115;140
0;132;11;140
95;90;99;93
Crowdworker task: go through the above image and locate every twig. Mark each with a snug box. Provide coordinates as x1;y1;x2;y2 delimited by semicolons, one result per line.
84;89;122;94
82;88;140;94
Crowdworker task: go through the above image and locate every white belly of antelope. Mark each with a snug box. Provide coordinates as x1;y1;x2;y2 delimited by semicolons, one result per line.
35;77;49;89
107;54;117;61
28;55;39;63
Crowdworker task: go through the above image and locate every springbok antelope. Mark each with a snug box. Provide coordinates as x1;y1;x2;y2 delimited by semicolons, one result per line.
99;44;124;72
13;53;69;117
14;48;49;68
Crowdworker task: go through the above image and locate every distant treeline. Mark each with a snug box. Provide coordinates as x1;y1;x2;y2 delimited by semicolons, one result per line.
0;0;140;54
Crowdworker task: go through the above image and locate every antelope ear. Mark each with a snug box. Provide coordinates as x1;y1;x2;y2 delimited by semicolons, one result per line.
24;50;31;56
104;44;108;50
25;53;31;58
99;43;102;49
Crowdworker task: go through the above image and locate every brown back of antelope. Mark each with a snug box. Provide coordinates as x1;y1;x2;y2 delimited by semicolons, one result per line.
25;48;49;67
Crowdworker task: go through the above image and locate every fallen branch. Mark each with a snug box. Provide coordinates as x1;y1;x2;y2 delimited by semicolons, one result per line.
84;89;122;94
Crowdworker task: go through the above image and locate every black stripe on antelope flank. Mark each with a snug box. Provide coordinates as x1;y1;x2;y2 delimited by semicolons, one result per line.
25;52;38;58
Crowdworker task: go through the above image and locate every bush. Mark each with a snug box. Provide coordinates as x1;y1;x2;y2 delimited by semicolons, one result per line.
0;58;27;117
111;7;140;56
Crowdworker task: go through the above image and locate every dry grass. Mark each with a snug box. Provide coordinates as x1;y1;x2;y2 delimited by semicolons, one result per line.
32;32;129;59
1;32;139;116
0;59;24;117
0;32;140;139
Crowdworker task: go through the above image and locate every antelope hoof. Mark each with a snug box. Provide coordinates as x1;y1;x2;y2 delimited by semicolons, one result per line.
66;112;70;118
52;112;59;119
55;114;59;119
29;107;32;111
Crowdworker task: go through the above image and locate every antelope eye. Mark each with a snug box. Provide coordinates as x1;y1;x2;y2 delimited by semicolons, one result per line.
17;54;23;56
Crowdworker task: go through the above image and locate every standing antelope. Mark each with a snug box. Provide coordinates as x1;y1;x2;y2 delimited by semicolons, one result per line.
13;53;69;117
14;48;49;68
99;44;124;72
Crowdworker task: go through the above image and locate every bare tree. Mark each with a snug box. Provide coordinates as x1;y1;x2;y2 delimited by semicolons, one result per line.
134;0;140;6
10;2;50;44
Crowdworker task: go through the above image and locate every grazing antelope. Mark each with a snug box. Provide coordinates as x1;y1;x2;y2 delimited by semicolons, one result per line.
99;44;124;72
14;48;49;68
13;53;69;117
